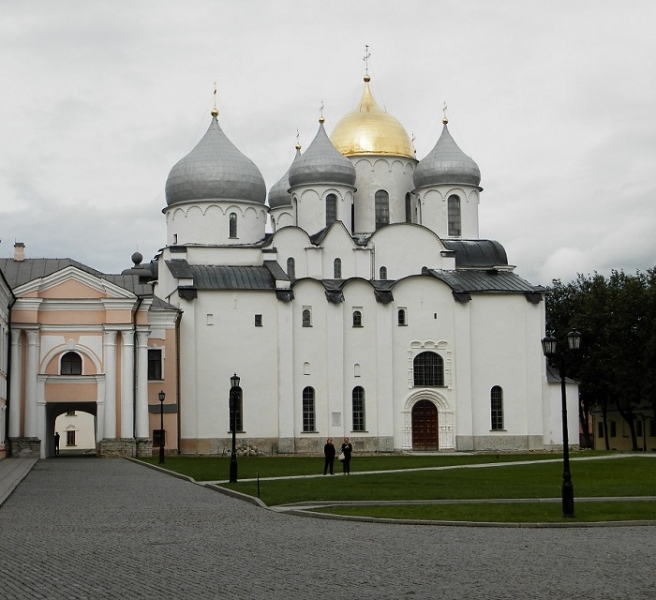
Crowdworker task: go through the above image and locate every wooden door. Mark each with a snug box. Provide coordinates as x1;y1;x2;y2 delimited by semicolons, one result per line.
412;400;438;451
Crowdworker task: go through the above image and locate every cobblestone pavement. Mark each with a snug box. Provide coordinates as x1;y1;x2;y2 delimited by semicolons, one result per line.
1;458;654;600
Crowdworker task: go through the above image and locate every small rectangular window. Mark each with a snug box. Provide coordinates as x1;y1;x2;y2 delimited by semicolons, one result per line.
650;419;656;437
66;431;76;446
255;314;263;327
636;420;643;437
207;314;214;326
597;421;604;439
148;349;163;380
153;429;165;448
610;421;617;438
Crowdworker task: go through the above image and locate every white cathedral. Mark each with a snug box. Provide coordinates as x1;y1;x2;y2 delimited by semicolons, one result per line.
155;71;567;456
0;70;574;460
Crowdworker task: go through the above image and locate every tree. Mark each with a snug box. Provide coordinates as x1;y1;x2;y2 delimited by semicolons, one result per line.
545;268;656;451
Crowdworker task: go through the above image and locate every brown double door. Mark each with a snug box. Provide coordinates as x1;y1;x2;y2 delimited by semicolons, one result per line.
412;400;438;451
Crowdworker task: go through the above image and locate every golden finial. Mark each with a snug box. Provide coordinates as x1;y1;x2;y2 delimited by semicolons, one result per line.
319;100;325;124
363;44;371;82
411;133;416;156
211;82;219;117
442;102;448;125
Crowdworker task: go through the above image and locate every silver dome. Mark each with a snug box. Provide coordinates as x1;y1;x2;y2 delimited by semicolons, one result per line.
413;124;481;189
165;117;266;206
288;122;356;188
267;147;301;209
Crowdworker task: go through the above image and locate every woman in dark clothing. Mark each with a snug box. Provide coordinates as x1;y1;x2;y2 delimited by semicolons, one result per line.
323;438;335;475
341;437;353;475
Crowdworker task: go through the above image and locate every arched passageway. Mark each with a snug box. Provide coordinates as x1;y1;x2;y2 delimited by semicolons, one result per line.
47;402;97;458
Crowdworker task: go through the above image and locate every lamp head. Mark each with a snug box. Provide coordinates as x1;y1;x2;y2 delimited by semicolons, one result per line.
158;390;166;403
541;332;557;358
230;373;240;388
568;330;582;351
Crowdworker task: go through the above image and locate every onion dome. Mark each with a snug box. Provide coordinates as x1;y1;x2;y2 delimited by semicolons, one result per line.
267;144;301;208
165;113;266;206
413;121;481;189
288;119;356;188
330;76;414;159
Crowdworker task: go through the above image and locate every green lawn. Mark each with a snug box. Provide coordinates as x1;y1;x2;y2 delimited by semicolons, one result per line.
138;452;576;481
317;501;656;523
137;453;656;522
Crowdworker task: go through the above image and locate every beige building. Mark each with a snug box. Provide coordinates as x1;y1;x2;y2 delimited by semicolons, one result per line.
0;247;180;459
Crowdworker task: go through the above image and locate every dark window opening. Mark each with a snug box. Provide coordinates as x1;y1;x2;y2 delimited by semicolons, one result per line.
413;351;444;387
352;386;365;431
375;190;390;230
148;349;163;380
491;386;503;430
61;352;82;375
303;387;315;432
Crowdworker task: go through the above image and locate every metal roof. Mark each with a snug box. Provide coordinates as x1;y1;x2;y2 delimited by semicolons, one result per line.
166;260;277;290
441;239;508;268
428;269;544;294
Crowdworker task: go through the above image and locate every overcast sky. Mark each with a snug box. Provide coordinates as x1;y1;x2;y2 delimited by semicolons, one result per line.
1;0;654;286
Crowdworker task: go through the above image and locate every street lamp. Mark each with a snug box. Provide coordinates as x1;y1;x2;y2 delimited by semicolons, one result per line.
158;390;166;464
229;373;241;483
541;329;581;517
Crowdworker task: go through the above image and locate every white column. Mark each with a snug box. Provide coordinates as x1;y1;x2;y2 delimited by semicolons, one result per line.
103;330;117;439
24;329;39;438
135;330;149;438
120;331;135;438
9;328;22;438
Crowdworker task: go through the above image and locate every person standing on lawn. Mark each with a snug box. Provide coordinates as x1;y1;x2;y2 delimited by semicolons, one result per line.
323;438;336;475
341;437;353;475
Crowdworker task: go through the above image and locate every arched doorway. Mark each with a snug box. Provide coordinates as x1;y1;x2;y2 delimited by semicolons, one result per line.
412;400;438;451
47;402;98;458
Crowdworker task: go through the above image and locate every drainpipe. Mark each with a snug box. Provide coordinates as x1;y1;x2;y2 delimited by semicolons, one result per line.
4;290;16;456
175;309;182;454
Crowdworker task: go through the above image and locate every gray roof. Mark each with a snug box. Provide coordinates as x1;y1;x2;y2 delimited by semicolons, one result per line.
427;269;544;295
166;260;277;290
0;258;165;302
165;116;266;206
288;122;356;188
413;124;481;189
441;239;508;268
268;148;300;209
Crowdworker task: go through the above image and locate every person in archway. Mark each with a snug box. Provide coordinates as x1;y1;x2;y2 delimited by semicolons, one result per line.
54;432;60;455
341;437;353;475
323;438;335;475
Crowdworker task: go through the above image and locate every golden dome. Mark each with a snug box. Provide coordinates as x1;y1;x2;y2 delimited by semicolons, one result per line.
330;78;415;159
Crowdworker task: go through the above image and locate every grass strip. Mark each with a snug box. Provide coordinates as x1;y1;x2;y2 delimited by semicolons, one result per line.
315;501;656;523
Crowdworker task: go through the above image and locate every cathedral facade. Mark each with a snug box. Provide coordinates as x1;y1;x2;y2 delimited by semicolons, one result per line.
155;73;566;455
1;73;574;459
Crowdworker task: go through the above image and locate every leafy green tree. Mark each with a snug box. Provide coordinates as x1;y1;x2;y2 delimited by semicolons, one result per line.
545;269;656;451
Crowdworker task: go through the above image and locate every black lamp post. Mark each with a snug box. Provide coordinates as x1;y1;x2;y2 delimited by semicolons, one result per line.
541;329;581;518
229;373;241;483
158;390;166;464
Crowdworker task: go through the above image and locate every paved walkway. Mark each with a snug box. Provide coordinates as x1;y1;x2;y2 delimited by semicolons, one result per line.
1;457;655;599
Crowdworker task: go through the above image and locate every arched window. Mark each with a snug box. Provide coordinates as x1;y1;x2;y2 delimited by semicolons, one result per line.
491;386;504;430
375;189;389;230
413;351;444;387
397;308;407;326
333;258;342;279
271;217;276;233
61;352;82;375
448;195;461;236
302;308;312;327
302;387;315;432
352;310;363;328
352;386;366;431
229;212;238;238
326;193;337;226
287;257;295;280
405;193;412;223
379;266;387;280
